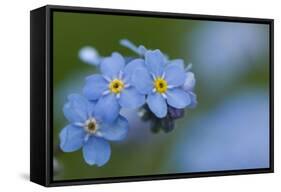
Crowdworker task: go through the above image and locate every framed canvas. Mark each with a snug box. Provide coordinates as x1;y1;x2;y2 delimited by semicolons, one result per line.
30;5;274;187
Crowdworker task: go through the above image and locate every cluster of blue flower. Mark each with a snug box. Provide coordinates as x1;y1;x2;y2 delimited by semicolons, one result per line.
59;40;197;166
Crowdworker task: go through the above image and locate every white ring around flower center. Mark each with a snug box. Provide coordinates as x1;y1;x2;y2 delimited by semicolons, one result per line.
102;72;130;97
84;117;99;134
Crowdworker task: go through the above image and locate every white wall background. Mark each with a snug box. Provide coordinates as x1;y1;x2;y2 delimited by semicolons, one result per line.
0;0;279;191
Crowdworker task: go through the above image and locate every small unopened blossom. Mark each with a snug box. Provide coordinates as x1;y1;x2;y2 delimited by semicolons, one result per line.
182;70;197;108
79;46;101;66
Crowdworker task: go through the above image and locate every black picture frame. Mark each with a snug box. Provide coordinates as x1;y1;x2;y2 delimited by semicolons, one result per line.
30;5;274;187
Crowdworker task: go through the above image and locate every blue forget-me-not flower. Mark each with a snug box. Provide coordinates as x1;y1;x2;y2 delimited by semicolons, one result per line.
59;40;197;168
132;50;191;118
59;94;129;166
83;52;146;123
121;39;197;114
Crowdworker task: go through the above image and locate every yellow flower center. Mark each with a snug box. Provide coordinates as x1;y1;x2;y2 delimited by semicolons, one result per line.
154;77;168;93
109;79;124;94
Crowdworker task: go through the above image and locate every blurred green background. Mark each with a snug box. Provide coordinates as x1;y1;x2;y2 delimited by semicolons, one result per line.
53;11;270;181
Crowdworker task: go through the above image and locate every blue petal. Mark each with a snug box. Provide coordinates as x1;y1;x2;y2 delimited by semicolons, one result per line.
166;88;191;109
123;58;145;83
100;52;125;78
99;115;129;141
132;67;153;94
63;94;90;123
82;136;111;166
147;93;167;118
164;64;186;87
79;46;100;66
119;87;145;108
169;59;185;70
187;92;197;108
145;50;165;76
182;72;196;92
94;94;120;123
83;74;108;101
87;101;97;117
59;124;85;152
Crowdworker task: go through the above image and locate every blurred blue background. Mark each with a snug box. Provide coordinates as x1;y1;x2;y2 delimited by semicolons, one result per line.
52;12;270;180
